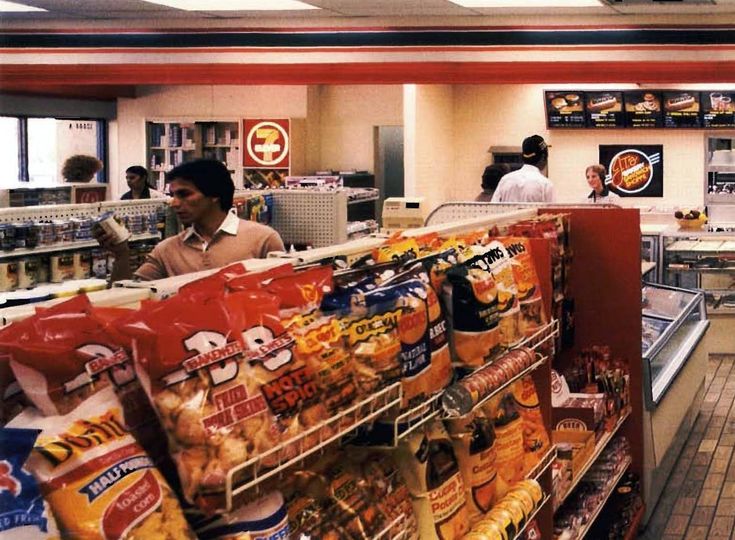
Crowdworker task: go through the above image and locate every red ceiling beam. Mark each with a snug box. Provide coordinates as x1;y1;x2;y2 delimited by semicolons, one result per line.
2;61;734;88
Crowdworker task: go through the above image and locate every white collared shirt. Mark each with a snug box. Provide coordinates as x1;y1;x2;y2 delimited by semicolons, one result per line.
182;210;240;252
491;164;555;203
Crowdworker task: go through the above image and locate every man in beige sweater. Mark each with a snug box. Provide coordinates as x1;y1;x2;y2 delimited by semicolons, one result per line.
96;159;284;282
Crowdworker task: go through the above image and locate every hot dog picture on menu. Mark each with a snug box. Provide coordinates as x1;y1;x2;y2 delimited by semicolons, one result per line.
585;91;624;128
663;91;701;128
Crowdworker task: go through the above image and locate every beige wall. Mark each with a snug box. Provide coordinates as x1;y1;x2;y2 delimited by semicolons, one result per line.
405;85;455;213
316;85;403;172
113;85;309;197
449;84;706;209
112;84;403;197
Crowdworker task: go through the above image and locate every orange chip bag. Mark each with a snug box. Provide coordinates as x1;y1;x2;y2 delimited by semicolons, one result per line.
500;237;548;337
8;387;194;540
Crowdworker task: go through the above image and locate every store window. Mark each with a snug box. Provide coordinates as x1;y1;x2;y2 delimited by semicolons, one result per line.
0;116;106;186
0;117;21;185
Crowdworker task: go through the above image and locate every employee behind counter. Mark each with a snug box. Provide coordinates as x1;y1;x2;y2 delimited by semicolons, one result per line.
94;159;285;282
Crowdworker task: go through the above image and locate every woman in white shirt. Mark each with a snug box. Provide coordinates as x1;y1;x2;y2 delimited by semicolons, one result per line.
585;164;620;204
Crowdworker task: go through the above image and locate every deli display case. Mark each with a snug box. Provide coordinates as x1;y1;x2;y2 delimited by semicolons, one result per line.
641;282;710;523
642;282;709;408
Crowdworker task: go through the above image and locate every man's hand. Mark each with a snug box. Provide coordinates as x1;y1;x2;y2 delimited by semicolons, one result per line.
92;225;133;281
92;224;130;256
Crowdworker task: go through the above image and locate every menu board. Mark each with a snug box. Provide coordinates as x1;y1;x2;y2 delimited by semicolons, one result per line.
702;91;735;128
585;91;624;128
624;91;663;128
545;91;586;128
663;91;701;128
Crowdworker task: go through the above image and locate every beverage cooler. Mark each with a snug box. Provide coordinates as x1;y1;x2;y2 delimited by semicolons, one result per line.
640;282;710;523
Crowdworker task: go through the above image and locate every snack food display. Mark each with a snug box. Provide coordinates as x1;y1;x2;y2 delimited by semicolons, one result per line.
7;388;194;540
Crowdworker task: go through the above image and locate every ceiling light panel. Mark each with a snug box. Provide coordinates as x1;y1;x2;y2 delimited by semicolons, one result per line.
0;0;47;11
142;0;319;10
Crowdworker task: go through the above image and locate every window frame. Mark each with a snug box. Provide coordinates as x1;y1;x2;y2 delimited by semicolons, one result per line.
1;115;108;184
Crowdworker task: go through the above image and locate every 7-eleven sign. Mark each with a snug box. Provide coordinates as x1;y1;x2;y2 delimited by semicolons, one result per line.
243;119;290;168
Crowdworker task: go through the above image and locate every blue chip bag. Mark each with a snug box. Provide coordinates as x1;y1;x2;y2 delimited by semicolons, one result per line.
0;427;56;539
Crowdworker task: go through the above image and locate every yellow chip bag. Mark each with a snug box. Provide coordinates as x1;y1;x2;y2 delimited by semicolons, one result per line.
9;387;194;540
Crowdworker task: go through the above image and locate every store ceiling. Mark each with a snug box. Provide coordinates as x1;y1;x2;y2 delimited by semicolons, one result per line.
2;0;735;20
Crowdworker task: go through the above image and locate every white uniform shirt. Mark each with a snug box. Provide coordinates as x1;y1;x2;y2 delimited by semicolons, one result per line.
491;164;555;203
586;190;621;204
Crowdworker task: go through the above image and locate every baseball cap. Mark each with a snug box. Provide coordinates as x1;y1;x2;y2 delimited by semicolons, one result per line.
522;135;549;161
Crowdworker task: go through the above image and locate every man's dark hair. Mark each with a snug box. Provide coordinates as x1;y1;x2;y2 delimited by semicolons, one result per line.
166;159;234;211
482;163;510;191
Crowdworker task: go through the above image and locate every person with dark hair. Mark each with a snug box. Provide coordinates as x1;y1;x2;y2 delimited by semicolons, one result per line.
476;163;510;202
61;154;103;183
95;159;284;281
491;135;555;203
120;165;165;200
585;164;620;203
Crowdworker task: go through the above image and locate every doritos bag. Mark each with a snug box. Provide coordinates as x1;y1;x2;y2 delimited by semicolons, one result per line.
500;237;548;337
0;427;59;539
8;388;193;540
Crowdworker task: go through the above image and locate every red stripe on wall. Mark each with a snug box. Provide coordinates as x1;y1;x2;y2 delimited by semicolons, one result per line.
2;44;734;54
1;61;734;88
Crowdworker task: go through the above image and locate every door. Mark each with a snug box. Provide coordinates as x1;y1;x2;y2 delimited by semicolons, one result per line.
375;126;404;223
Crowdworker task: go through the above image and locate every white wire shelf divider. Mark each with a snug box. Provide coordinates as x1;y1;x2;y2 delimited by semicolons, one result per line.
390;391;443;447
527;445;557;482
576;457;632;540
224;381;402;511
513;493;551;540
373;513;411;540
553;409;632;512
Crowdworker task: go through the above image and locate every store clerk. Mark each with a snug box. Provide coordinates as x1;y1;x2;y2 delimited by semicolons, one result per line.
491;135;555;203
584;164;620;204
95;159;285;282
120;165;166;200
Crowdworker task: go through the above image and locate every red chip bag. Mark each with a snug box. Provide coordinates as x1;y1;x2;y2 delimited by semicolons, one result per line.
263;265;333;329
126;289;330;512
0;295;137;417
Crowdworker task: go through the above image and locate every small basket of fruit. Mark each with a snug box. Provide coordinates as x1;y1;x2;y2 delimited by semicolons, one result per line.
675;209;708;230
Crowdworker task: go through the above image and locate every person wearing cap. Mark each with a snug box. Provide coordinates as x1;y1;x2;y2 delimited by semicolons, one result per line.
491;135;555;203
476;163;510;202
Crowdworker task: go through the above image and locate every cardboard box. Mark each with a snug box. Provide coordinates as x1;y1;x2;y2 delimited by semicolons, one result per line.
553;430;595;480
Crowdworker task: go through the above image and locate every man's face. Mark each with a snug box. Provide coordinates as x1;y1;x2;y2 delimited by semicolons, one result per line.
167;178;220;226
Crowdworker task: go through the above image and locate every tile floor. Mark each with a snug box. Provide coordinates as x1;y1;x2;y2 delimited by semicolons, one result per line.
643;354;735;539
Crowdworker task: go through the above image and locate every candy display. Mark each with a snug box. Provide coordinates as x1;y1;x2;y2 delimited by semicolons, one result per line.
554;437;631;539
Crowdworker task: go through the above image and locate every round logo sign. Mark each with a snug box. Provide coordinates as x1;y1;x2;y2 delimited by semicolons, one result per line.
246;121;289;167
606;149;658;194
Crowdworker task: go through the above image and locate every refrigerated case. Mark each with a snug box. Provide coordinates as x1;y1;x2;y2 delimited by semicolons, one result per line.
641;282;709;523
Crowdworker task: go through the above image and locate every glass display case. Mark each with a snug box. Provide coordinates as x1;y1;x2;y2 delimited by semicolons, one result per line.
642;282;709;408
663;234;735;314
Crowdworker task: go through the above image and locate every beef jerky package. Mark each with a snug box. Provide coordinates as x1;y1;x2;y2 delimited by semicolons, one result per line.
393;420;470;539
125;289;330;512
499;237;548;338
7;388;194;540
444;247;501;370
511;376;550;475
484;393;525;499
0;427;59;539
445;410;497;523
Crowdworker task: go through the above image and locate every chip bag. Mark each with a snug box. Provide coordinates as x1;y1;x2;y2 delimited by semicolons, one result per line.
8;388;193;540
192;490;289;540
1;354;29;426
263;265;333;329
0;427;59;539
500;237;548;337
